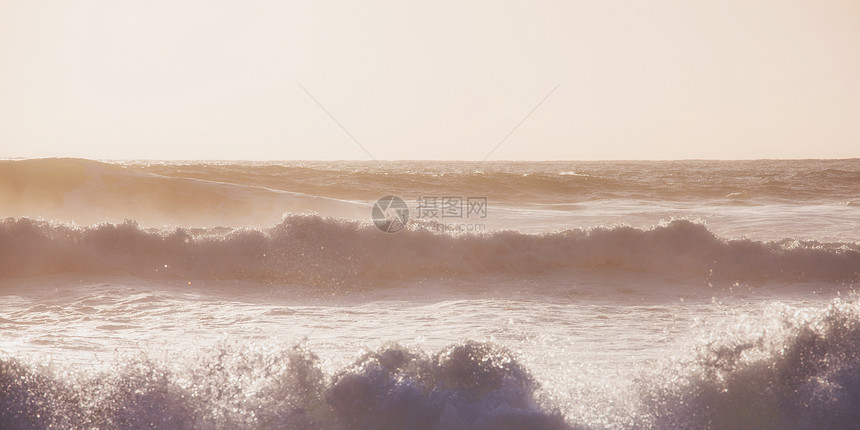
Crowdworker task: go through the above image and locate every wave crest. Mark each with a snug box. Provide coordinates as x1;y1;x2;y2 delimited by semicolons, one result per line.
1;216;858;285
643;299;860;429
0;341;567;430
6;301;860;429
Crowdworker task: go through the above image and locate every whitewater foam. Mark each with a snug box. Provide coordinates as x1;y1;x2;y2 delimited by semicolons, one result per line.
4;300;860;429
641;299;860;429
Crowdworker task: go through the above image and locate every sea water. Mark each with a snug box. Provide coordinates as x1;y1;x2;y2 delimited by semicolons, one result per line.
1;158;859;429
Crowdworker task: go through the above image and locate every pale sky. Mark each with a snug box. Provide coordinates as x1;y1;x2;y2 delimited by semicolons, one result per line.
1;0;858;160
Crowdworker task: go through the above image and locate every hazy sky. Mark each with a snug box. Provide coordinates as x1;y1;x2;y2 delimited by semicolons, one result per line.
1;0;858;160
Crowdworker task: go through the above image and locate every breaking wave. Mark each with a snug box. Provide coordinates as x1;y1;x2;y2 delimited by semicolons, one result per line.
5;300;860;429
641;299;860;429
0;341;568;430
1;216;858;286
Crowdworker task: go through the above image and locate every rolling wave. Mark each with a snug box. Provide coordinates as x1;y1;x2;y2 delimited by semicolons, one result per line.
2;158;859;229
129;159;860;203
0;158;364;227
1;216;857;285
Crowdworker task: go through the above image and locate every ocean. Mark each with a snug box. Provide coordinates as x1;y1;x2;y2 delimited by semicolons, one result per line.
1;158;859;429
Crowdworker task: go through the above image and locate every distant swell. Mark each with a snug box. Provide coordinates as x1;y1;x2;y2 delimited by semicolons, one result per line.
3;158;860;229
1;216;858;285
0;158;364;227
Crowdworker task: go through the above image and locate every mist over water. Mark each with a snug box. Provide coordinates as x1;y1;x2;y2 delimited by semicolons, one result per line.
1;158;860;429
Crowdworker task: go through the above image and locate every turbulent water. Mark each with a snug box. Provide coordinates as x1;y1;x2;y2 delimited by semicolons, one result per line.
1;158;860;429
